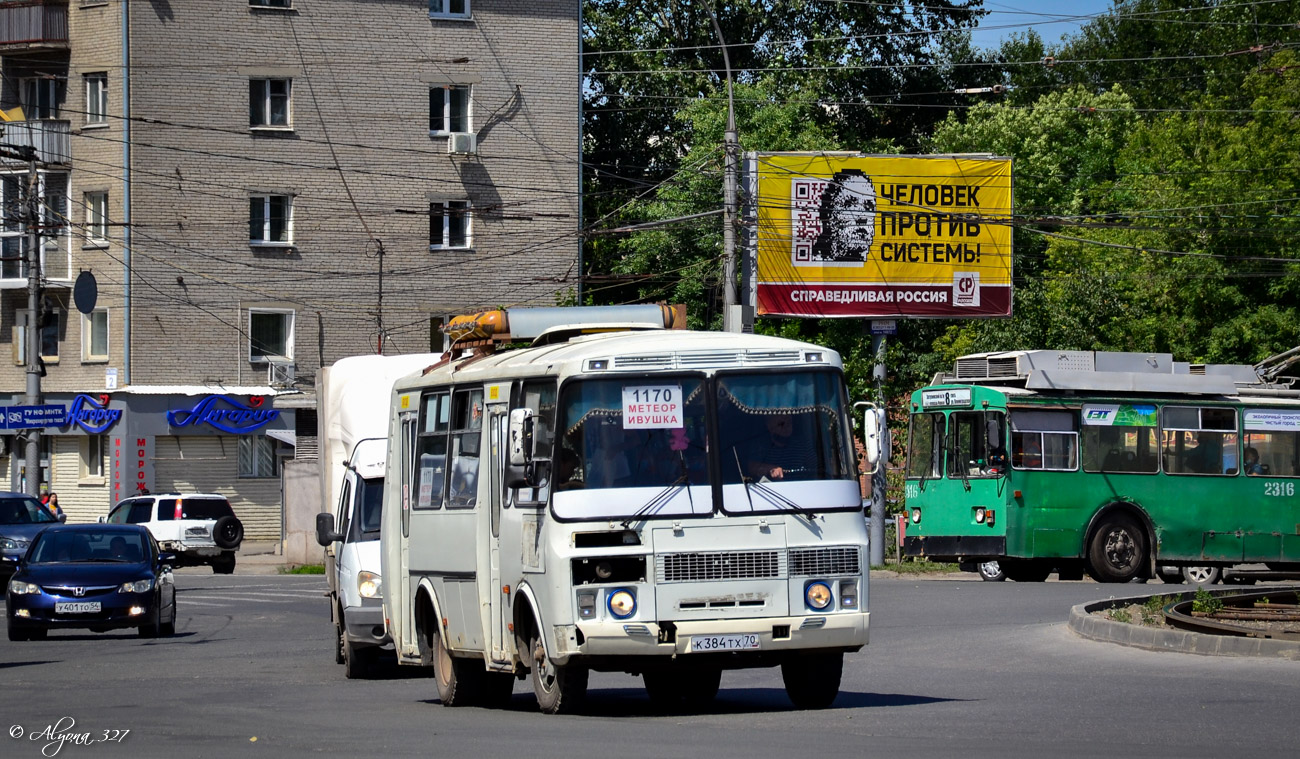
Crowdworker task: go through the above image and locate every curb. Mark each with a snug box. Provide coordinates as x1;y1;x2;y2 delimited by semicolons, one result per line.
1067;587;1300;660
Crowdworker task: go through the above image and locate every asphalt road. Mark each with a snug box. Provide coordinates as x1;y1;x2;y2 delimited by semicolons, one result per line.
2;573;1298;759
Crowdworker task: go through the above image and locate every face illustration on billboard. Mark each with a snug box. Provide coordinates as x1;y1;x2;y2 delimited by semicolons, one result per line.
807;170;877;264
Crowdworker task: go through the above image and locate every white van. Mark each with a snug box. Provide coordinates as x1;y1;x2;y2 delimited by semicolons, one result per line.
314;353;438;678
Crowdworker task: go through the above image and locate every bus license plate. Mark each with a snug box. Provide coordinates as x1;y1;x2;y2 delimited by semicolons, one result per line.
689;634;760;652
55;602;101;614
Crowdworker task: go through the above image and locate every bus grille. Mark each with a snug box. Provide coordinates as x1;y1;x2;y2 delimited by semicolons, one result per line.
789;546;860;576
658;550;784;582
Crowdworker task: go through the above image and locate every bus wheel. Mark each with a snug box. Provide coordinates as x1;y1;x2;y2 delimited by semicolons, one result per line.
977;561;1007;582
781;651;843;710
1182;566;1221;586
530;633;588;714
433;629;479;706
1086;514;1145;583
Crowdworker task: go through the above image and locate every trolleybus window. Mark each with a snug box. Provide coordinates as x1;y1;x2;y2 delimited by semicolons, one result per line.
1243;409;1300;478
415;390;451;509
1162;406;1236;476
1010;409;1078;471
716;371;854;488
1082;403;1159;474
907;412;944;479
947;411;1005;478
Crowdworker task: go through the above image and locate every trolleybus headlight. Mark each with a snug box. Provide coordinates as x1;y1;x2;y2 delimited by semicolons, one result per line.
975;507;986;524
607;589;637;619
911;508;921;524
357;571;382;598
805;581;833;610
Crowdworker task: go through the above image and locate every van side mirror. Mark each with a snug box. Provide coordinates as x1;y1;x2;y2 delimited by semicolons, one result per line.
315;513;343;546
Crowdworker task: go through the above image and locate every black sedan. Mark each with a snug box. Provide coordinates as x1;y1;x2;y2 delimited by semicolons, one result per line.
6;524;177;641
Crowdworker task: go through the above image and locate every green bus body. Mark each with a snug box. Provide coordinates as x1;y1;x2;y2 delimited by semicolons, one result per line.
903;382;1300;582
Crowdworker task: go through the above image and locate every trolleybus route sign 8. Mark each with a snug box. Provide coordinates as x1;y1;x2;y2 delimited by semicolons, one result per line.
920;388;972;409
622;384;684;429
689;633;761;652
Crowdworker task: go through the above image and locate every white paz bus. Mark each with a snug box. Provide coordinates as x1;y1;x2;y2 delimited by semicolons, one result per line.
380;306;869;714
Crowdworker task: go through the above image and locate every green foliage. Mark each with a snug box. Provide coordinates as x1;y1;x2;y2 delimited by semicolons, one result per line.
1141;595;1170;626
1192;587;1224;615
280;564;326;575
1109;607;1132;624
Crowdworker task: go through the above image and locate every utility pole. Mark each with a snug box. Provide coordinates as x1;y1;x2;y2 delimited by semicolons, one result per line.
706;5;741;333
22;146;42;497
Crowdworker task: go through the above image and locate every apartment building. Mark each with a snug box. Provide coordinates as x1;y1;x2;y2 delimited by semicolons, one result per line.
0;0;581;538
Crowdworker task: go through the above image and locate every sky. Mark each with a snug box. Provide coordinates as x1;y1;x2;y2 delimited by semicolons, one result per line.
968;0;1126;50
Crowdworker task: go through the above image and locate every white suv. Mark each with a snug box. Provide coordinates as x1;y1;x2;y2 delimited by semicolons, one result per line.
104;493;243;573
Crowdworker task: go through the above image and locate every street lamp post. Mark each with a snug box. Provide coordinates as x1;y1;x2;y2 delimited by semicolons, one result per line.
706;5;741;333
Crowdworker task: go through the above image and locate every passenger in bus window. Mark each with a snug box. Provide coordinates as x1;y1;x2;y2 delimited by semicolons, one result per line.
747;413;817;481
1242;446;1264;476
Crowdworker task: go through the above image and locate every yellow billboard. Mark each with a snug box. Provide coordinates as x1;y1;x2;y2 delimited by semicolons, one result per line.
749;153;1012;318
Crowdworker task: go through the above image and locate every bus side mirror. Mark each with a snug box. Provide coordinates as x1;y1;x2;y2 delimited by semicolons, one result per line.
509;408;535;467
862;407;882;467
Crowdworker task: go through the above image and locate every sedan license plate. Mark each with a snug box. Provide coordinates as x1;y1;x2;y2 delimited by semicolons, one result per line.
689;633;760;652
54;602;101;614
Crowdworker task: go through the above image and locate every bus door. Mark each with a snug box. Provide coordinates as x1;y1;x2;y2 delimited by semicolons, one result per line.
485;404;512;668
396;408;420;661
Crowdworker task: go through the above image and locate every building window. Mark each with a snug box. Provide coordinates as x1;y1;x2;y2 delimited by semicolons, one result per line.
250;0;291;7
250;79;291;128
429;0;470;19
429;85;471;134
13;307;59;365
429;200;470;249
85;191;108;244
239;436;279;478
21;77;61;120
249;195;292;245
83;308;108;362
249;308;294;362
81;435;106;479
84;73;107;125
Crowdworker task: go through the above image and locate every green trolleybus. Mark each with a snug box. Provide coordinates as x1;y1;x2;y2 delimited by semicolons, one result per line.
902;350;1300;583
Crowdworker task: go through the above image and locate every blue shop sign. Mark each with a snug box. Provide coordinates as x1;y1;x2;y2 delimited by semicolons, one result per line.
167;395;280;434
64;394;123;434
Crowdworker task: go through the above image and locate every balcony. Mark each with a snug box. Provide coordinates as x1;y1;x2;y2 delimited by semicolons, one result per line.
0;1;68;52
0;119;69;165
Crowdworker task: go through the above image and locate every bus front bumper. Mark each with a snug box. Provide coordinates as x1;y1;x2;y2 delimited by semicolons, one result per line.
568;612;868;661
904;535;1005;561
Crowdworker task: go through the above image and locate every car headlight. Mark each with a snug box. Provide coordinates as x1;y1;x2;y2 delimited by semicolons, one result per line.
805;581;833;610
0;537;16;550
607;589;636;619
357;571;382;598
8;579;39;595
119;578;154;593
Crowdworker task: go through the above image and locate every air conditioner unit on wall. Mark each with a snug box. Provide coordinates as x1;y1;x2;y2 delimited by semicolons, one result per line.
447;132;477;155
268;360;296;388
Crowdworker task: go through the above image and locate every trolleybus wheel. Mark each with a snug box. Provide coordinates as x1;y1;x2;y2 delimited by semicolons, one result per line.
977;561;1007;582
1086;514;1145;583
643;665;722;710
1181;566;1221;586
781;651;843;710
530;632;587;715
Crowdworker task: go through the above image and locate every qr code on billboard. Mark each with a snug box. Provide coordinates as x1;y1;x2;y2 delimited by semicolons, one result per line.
792;179;829;265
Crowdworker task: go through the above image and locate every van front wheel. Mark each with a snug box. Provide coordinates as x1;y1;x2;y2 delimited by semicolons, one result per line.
530;633;587;715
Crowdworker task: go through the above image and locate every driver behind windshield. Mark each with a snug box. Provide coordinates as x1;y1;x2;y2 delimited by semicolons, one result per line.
746;413;817;481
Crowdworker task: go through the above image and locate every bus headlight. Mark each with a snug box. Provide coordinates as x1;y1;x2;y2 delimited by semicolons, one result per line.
805;581;833;610
358;571;382;598
911;508;922;524
607;589;636;619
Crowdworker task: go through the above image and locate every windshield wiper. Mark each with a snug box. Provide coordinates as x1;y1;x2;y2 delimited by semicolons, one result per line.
732;448;814;523
619;457;692;528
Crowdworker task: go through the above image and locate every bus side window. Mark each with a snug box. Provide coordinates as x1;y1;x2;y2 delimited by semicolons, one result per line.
448;388;484;508
415;390;450;509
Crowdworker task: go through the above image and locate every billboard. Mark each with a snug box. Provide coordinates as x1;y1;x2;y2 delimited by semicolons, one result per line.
748;153;1013;318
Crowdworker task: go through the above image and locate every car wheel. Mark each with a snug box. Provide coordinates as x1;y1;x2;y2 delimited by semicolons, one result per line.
977;561;1007;582
138;609;162;638
1086;514;1146;583
343;635;376;680
334;618;346;665
212;553;236;574
213;516;244;550
781;651;843;710
1182;566;1222;586
530;631;587;714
